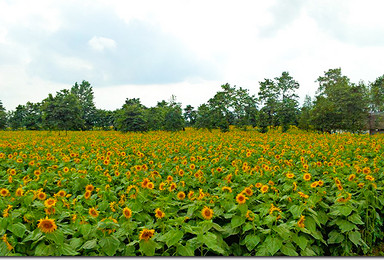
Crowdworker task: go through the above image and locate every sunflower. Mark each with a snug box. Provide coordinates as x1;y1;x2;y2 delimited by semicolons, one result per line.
15;187;24;197
141;178;150;188
246;210;254;221
243;187;253;196
83;191;91;200
166;175;173;182
139;229;155;241
297;215;305;228
37;217;57;233
44;198;57;208
236;193;248;204
56;190;66;197
188;191;195;200
177;191;186;200
34;170;41;177
222;186;232;193
37;191;47;200
159;182;166;191
45;207;56;215
123;207;132;219
155;208;165;219
189;164;196;170
310;181;318;188
286;172;295;179
0;188;9;197
303;173;311;181
147;182;154;189
362;167;371;175
337;184;343;191
260;185;269;194
201;206;213;220
89;207;99;218
366;175;375;181
63;167;70;173
346;174;355;182
168;182;177;192
255;182;262;188
85;184;94;192
318;180;324;186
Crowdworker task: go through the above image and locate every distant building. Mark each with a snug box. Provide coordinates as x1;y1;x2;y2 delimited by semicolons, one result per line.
368;112;384;135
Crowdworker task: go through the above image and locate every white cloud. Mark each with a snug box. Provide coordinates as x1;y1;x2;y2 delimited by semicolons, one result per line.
88;36;117;51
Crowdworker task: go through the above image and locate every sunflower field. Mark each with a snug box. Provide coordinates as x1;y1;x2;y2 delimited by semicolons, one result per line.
0;128;384;256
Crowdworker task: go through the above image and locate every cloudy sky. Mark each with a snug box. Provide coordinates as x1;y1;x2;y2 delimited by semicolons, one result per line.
1;0;384;111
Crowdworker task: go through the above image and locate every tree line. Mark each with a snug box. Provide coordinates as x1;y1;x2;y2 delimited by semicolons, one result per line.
0;68;383;133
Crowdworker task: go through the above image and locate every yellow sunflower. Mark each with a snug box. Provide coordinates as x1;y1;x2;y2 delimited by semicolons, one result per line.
37;217;57;233
123;207;132;219
201;206;213;220
139;228;155;241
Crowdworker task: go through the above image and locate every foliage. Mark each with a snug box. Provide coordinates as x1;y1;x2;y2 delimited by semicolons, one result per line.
41;90;84;133
114;98;148;132
258;72;299;132
311;68;369;133
0;101;7;130
70;81;97;130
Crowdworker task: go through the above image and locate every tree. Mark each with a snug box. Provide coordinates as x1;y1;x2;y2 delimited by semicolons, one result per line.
163;96;184;131
41;89;84;134
71;81;97;130
93;109;115;130
311;68;369;133
145;100;168;131
195;83;257;132
258;72;300;132
298;95;313;131
0;100;7;130
23;102;42;130
183;105;197;127
114;98;148;132
8;104;26;130
369;74;384;113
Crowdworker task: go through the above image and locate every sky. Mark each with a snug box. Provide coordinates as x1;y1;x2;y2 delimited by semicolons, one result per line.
1;0;384;111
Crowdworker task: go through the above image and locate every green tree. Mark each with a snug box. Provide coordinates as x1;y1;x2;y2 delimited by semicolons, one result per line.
41;89;84;134
93;109;115;130
70;80;97;130
195;83;257;132
8;104;26;130
298;95;313;131
311;68;369;133
0;100;7;130
258;72;300;132
183;105;197;127
23;102;42;130
114;98;148;132
369;74;384;113
145;100;168;131
163;96;184;131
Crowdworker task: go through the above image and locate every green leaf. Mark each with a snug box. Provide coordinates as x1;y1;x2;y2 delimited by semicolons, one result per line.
281;244;299;256
289;205;302;218
337;220;356;233
123;245;136;256
22;229;43;243
35;242;56;256
99;236;120;256
265;235;282;256
348;213;364;225
45;230;64;245
8;222;27;238
0;241;9;256
301;247;317;256
272;224;291;240
292;234;308;251
69;237;83;250
79;224;92;237
177;244;195;256
139;240;157;256
338;205;353;217
348;231;362;246
199;232;224;254
244;234;260;251
82;239;97;250
158;230;184;248
327;230;344;244
231;215;245;228
60;243;79;256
